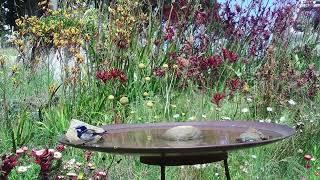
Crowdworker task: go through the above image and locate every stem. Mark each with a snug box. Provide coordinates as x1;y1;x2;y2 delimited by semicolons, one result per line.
164;71;175;118
2;63;16;152
97;0;105;44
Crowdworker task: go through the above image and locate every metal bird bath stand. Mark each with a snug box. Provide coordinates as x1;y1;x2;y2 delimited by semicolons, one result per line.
59;121;295;180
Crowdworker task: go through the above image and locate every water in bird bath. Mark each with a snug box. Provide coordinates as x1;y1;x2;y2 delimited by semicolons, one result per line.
96;126;282;149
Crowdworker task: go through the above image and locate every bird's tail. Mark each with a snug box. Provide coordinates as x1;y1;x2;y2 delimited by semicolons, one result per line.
93;130;108;136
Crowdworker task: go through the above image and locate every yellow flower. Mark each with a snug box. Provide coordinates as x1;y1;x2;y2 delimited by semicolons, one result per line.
242;82;250;93
12;77;18;85
11;64;18;73
48;84;56;94
143;92;149;97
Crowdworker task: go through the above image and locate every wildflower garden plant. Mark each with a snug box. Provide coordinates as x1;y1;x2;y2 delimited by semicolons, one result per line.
1;0;320;179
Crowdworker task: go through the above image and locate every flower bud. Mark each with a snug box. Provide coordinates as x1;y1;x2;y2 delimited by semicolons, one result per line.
120;97;129;105
138;63;146;69
145;77;151;81
108;95;115;100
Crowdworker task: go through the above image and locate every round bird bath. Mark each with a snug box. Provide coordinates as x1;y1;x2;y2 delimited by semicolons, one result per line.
59;121;295;180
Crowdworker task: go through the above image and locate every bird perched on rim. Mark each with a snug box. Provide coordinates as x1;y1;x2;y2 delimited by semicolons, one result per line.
66;119;107;145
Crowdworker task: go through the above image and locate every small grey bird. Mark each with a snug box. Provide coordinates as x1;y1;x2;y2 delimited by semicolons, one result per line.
66;119;107;144
75;125;107;142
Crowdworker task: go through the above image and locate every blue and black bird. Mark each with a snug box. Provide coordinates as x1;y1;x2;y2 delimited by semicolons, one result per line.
75;125;108;142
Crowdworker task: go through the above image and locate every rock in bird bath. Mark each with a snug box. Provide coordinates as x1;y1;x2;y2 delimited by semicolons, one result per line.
162;126;202;141
236;127;268;143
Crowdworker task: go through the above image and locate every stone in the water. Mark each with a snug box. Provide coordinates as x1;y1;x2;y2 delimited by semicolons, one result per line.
236;127;268;143
162;126;202;141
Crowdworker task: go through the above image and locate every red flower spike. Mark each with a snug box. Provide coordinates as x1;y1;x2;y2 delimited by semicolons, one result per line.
228;78;243;92
222;48;238;63
96;69;127;84
56;144;65;152
211;92;226;107
164;27;175;41
31;149;54;175
0;154;18;177
153;67;166;77
194;10;208;25
206;55;223;69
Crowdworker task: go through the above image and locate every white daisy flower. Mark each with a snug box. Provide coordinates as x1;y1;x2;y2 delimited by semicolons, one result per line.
173;114;180;118
222;116;231;120
54;152;62;159
288;99;296;105
266;107;273;112
67;172;77;177
241;108;249;113
17;166;28;173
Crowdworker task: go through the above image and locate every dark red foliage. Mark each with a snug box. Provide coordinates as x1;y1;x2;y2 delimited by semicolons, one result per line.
212;2;221;22
194;10;208;25
307;88;316;98
55;145;65;152
154;39;161;47
96;71;110;83
163;5;179;23
211;92;226;107
0;155;18;177
205;55;223;69
228;78;243;92
153;67;166;77
96;69;127;84
31;149;54;174
182;41;192;53
164;26;175;41
222;48;238;63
